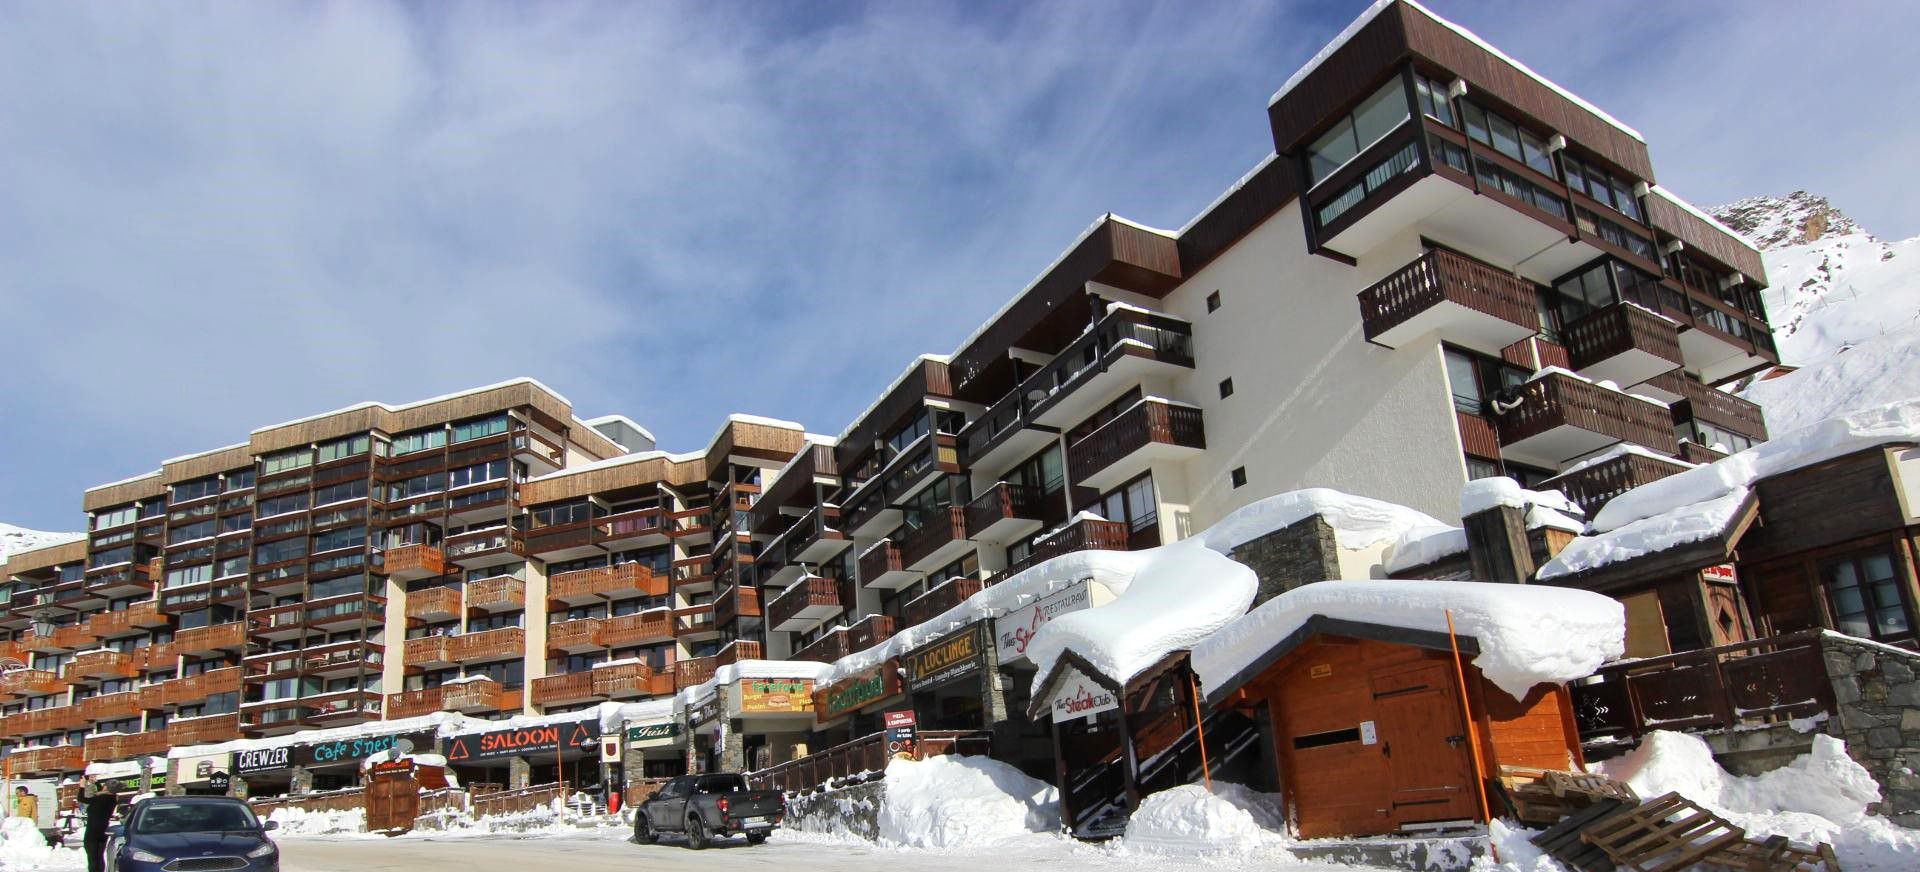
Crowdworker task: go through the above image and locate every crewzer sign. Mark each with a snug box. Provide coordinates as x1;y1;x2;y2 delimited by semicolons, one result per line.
446;719;601;762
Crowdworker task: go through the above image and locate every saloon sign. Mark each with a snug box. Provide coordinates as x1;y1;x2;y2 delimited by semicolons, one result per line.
905;622;987;687
994;581;1093;664
1048;664;1119;723
446;720;600;762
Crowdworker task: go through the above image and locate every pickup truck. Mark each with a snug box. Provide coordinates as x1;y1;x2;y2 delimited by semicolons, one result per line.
634;773;783;849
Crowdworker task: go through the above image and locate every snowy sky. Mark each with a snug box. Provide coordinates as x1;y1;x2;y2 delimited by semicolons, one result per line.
2;0;1916;532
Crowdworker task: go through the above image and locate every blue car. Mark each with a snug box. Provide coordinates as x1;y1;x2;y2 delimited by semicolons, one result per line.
106;796;280;872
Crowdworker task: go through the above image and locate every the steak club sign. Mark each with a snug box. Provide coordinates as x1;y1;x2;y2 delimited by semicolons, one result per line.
234;746;293;775
904;622;988;688
446;720;601;762
1048;664;1119;723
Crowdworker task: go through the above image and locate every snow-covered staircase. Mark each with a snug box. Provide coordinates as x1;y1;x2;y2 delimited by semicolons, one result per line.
1065;708;1263;840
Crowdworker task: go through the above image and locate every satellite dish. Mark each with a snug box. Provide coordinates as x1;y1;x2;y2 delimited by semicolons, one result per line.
394;738;415;756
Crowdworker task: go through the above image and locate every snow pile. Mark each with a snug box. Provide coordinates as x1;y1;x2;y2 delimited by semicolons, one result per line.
1193;580;1624;701
1384;525;1468;574
1538;487;1750;580
875;755;1060;849
0;817;55;869
1120;783;1288;855
1596;731;1920;871
1473;818;1565;872
1195;488;1443;553
266;805;366;836
1458;477;1580;519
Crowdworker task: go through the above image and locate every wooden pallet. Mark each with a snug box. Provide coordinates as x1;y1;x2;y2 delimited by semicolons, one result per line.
1712;834;1842;872
1498;766;1638;826
1529;792;1842;872
1530;797;1630;872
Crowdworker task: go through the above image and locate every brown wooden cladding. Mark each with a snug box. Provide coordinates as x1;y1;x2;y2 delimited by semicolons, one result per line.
1645;191;1767;284
1738;448;1909;566
161;444;253;485
752;442;841;526
2;538;87;575
520;418;804;506
1358;247;1542;346
250;380;574;454
83;472;167;512
1177;155;1298;275
1495;371;1680;456
1563;303;1683;375
834;358;953;476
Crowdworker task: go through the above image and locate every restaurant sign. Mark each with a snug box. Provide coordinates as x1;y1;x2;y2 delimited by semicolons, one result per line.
740;678;815;714
994;581;1093;664
1048;664;1118;723
905;622;988;687
234;746;293;775
297;730;434;768
816;658;903;722
445;719;600;762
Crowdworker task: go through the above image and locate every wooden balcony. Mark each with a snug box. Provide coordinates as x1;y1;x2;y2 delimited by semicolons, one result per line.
305;690;382;724
859;540;914;590
1680;441;1730;464
530;670;596;707
444;528;524;566
70;649;137;680
136;682;167;710
1647;371;1770;442
793;629;852;663
305;640;383;676
0;668;65;697
1358;246;1542;355
466;575;527;612
84;730;171;762
404;634;458;669
847;613;898;653
162;667;242;707
406;585;464;622
174;621;247;655
1564;302;1684;387
601;609;675;647
167;713;241;745
1067;399;1206;493
54;623;95;651
670;557;715;591
768;575;842;632
12;705;83;735
1494;370;1680;466
454;627;525;663
9;744;86;774
548;562;663;606
79;690;141;722
672;606;716;639
383;543;448;580
592;661;673;699
86;600;169;638
899;506;973;573
546;618;603;654
1541;450;1695;516
85;560;157;597
713;584;762;629
385;686;446;719
443;677;520;713
715;639;763;667
756;506;849;581
18;630;64;654
999;517;1130;580
966;482;1045;547
902;577;985;628
674;655;716;689
134;642;177;672
247;602;307;639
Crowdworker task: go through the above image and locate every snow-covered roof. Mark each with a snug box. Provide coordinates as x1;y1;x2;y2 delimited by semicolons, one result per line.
832;355;952;445
524;412;808;486
580;414;655;445
1195;488;1444;553
1458;477;1582;520
763;434;841;493
1555;443;1695;479
1384;525;1468;575
1267;0;1644;143
158;442;251;468
673;660;834;711
249;377;572;435
1192;580;1625;701
83;469;163;494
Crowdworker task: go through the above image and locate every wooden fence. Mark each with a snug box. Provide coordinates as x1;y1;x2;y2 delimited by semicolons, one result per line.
1569;630;1834;742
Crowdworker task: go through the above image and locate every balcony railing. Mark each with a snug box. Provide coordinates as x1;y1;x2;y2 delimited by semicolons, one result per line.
84;729;171;762
1570;631;1832;742
306;690;382;723
548;563;662;603
9;744;86;774
793;629;852;663
466;574;527;612
755;505;846;575
446;677;520;713
674;656;716;688
174;622;248;655
965;482;1045;546
715;639;763;666
602;609;675;647
998;517;1131;580
70;649;137;680
88;600;168;637
406;585;464;621
768;575;842;632
386;686;446;719
546;618;603;652
162;667;242;707
305;640;383;675
858;540;907;588
382;543;447;580
167;713;241;745
672;606;715;638
530;670;596;706
1494;371;1681;457
714;584;762;628
1564;302;1683;384
1541;450;1695;516
592;661;672;699
453;627;525;663
445;529;522;562
0;669;66;698
11;705;82;735
846;614;898;654
404;634;457;667
901;577;985;628
1358;247;1541;354
899;506;971;570
1065;399;1206;490
1648;371;1770;441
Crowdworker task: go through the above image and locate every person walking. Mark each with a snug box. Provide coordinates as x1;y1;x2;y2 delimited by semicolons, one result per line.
12;786;37;822
80;774;117;872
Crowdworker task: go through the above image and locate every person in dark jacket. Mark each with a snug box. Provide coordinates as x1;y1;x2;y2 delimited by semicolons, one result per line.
80;774;118;872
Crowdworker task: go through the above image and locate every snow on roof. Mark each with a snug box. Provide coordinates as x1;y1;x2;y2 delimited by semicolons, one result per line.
1268;0;1645;143
249;377;572;435
1650;185;1763;258
580;414;655;445
84;469;164;494
1527;505;1586;534
1107;214;1177;238
166;712;485;759
1556;444;1696;479
764;434;841;493
1536;487;1749;580
943;214;1115;368
1196;488;1445;553
158;442;251;467
1193;580;1625;701
525;411;809;486
1383;525;1468;575
674;659;835;711
1459;477;1582;519
85;758;164;778
1178;153;1280;237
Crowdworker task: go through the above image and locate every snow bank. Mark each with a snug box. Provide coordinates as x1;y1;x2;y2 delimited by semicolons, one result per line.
1458;478;1580;520
1195;488;1444;553
1193;580;1624;701
1743;333;1920;436
1596;731;1920;871
1385;525;1468;574
1121;783;1287;855
875;755;1060;849
266;805;367;837
0;817;54;869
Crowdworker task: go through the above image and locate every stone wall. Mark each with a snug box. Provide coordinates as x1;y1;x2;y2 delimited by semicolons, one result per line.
1817;632;1920;826
1699;721;1823;777
783;779;885;841
1228;514;1341;605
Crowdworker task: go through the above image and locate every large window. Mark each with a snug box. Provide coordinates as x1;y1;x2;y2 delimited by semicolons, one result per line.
254;537;308;567
1412;73;1453;126
93;506;138;530
255;493;309;519
164;564;212;589
1443;347;1529;416
390;428;447;457
313;479;368;507
390;472;447;500
262;449;313;475
1563;153;1643;223
452;415;508;444
1085;473;1160;549
1459;101;1555;177
317;435;371;464
1005;445;1066;496
312;526;367;555
170;478;219;504
1823;550;1910;641
449;460;508;489
532;501;593;529
1307;79;1411;186
166;520;216;545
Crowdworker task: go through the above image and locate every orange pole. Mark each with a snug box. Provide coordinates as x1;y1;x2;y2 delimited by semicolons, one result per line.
1445;609;1497;862
1187;672;1212;791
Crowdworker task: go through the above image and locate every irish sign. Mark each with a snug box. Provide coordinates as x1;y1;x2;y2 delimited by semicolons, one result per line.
904;622;987;687
625;722;682;744
1048;664;1119;723
446;720;600;762
994;581;1092;664
740;678;815;714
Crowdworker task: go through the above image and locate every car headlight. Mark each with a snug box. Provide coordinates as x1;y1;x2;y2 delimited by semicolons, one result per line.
246;842;277;859
129;849;166;863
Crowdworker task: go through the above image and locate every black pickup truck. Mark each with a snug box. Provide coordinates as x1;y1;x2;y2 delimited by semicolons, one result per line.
634;773;784;849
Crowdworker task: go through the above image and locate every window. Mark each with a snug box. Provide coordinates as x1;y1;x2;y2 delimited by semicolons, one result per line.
1307;79;1411;186
1205;291;1222;313
317;435;371;463
1085;473;1159;548
886;410;931;457
224;469;255;491
93;506;138;530
452;415;509;444
262;449;314;475
254;538;308;567
166;520;216;545
1677;420;1758;455
1822;550;1910;641
1466;456;1502;480
1218;378;1235;399
391;472;447;500
219;514;251;535
1443;347;1528;415
255;493;309;519
215;556;249;579
90;546;134;568
312;526;366;555
1315;140;1420;228
164;564;212;589
311;479;368;507
898;477;956;531
1577;208;1657;260
1230;467;1248;489
390;428;447;456
310;575;369;600
1563;154;1643;223
449;460;508;489
1473;156;1567;219
1412;73;1453;126
1004;445;1066;496
1067;387;1142;445
170;478;219;504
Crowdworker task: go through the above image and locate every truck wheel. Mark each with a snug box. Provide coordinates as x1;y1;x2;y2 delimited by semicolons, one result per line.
747;832;768;845
634;815;656;845
686;816;709;851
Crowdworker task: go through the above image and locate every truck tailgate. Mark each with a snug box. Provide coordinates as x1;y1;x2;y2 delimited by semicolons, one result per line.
725;791;785;819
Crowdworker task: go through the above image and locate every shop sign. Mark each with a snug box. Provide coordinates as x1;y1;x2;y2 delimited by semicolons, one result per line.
817;659;903;722
883;710;916;730
177;753;231;786
445;720;601;762
740;678;815;714
1702;564;1738;583
368;759;416;776
1048;665;1118;723
994;581;1093;664
234;745;293;775
625;722;682;744
208;771;231;792
297;731;434;768
883;710;916;753
689;697;721;727
905;622;987;687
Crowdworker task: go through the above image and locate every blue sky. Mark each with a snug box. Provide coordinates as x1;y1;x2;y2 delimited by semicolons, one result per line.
2;0;1916;532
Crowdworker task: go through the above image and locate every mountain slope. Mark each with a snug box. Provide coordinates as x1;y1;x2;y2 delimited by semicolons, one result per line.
1711;192;1920;435
0;523;84;562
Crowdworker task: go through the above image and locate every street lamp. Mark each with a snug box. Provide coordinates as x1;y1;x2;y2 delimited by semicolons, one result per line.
30;609;54;639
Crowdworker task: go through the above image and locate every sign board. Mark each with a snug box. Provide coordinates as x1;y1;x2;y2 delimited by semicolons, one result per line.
368;759;415;776
883;710;916;754
904;622;987;687
816;659;904;722
739;678;814;714
208;771;232;792
994;581;1093;664
601;738;622;763
883;710;916;730
234;746;293;775
176;753;231;786
1048;664;1119;723
1702;564;1738;583
625;722;682;744
1359;721;1378;745
445;719;601;763
297;731;434;768
689;698;721;727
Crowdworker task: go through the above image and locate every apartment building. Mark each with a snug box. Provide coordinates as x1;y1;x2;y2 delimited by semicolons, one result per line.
2;0;1778;786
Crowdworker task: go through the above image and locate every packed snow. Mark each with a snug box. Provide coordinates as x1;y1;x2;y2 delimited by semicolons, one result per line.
1594;731;1920;871
0;524;84;562
1536;486;1750;580
1457;478;1581;520
1194;488;1443;553
874;755;1061;849
1192;580;1624;702
1742;331;1920;435
267;805;368;837
1384;525;1469;575
1120;783;1289;856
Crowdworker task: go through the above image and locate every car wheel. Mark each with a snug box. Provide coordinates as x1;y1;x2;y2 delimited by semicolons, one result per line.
686;816;709;850
747;832;767;845
634;814;656;845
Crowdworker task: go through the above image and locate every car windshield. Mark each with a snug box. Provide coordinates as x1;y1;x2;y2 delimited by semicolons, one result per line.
131;802;259;834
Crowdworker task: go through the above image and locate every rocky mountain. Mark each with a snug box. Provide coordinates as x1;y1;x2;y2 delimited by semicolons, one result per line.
1710;192;1920;435
0;522;84;562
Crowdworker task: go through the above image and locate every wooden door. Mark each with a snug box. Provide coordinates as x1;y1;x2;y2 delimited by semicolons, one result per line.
1369;660;1479;828
365;772;420;834
1267;640;1392;838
